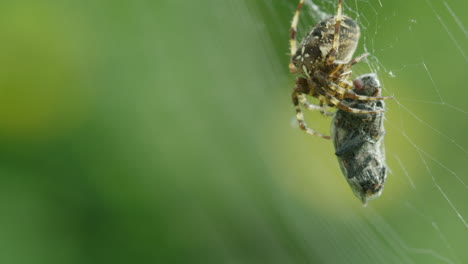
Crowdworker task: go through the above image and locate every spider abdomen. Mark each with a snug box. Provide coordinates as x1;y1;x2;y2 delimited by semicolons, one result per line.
292;16;360;77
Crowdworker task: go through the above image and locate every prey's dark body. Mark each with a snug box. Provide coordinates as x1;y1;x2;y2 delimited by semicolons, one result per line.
331;74;387;205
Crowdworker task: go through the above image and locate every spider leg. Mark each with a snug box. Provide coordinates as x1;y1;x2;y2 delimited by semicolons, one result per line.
292;77;331;139
315;71;393;101
289;0;304;73
326;92;385;114
344;89;393;101
349;52;369;66
327;0;343;65
329;53;369;77
338;80;354;91
298;76;334;116
298;94;334;116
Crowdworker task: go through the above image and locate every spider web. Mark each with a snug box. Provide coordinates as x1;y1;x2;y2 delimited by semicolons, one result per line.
258;0;468;263
148;1;468;263
4;1;468;263
351;0;468;226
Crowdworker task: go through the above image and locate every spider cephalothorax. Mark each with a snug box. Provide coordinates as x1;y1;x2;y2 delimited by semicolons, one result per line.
289;0;392;139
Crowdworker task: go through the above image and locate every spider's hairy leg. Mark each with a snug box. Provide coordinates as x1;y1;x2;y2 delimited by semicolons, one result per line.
349;52;369;66
343;90;393;101
296;77;334;116
340;80;354;90
289;0;304;73
292;77;331;139
327;0;343;65
326;92;385;114
315;71;393;101
299;94;334;116
289;0;304;56
329;53;369;77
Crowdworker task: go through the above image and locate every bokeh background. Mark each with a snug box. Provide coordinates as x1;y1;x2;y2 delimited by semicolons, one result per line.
0;0;467;263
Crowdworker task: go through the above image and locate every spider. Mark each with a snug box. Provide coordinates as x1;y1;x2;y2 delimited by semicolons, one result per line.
331;73;387;206
289;0;392;139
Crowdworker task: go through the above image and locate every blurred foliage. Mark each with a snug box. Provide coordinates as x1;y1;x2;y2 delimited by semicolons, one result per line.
0;0;467;263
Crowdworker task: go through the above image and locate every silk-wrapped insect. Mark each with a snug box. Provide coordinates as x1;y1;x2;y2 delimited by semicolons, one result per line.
331;73;388;206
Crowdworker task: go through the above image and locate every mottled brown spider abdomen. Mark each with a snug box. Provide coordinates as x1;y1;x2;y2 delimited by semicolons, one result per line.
292;16;360;77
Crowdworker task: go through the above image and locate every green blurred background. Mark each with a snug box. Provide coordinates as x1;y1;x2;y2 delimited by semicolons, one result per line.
0;0;467;263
